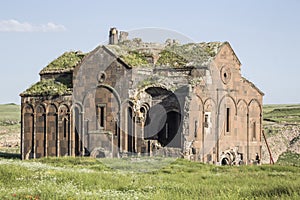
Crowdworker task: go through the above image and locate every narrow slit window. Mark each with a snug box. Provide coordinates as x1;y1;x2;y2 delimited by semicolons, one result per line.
226;108;230;132
204;114;209;128
115;121;118;136
253;122;256;140
63;118;67;138
100;106;105;127
97;104;106;129
194;120;198;137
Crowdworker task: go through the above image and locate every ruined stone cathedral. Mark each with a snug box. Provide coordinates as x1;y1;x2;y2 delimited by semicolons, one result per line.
20;28;264;164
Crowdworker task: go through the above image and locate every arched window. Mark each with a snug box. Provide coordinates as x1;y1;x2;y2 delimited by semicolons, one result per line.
127;107;134;152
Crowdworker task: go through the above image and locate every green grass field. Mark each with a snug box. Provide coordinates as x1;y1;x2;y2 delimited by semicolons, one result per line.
0;157;299;199
263;104;300;124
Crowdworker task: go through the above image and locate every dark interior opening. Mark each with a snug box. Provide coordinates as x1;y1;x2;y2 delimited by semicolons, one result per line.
158;111;182;148
226;108;230;132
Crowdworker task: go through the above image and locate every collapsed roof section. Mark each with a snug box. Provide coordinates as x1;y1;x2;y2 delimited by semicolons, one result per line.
105;39;225;68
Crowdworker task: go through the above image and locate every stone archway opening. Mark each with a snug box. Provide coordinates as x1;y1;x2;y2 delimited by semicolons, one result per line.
143;86;183;148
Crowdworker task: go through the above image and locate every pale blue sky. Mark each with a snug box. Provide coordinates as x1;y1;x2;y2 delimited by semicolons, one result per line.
0;0;299;104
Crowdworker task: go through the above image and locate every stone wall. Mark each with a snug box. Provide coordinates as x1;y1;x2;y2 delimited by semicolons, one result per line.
21;95;73;159
186;43;263;164
21;42;263;164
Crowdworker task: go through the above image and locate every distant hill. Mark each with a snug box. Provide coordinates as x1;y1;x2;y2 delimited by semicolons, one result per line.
0;103;20;149
0;103;20;125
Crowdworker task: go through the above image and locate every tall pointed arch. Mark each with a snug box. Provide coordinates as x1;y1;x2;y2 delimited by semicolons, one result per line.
248;99;262;142
35;104;46;158
22;104;34;159
58;104;70;156
189;94;204;139
47;104;58;157
237;99;248;150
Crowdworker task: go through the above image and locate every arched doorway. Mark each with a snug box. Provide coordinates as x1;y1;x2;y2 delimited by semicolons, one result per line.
143;86;184;149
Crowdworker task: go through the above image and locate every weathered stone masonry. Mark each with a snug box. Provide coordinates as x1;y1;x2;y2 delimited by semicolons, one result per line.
21;28;264;164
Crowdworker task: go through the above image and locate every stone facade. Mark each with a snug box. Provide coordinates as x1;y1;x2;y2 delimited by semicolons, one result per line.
20;28;263;164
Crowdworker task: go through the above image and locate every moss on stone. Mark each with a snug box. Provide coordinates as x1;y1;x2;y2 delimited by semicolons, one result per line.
156;50;188;67
21;79;72;96
190;77;205;87
120;51;149;67
204;46;217;57
107;40;224;68
163;42;223;66
137;76;159;89
40;51;86;74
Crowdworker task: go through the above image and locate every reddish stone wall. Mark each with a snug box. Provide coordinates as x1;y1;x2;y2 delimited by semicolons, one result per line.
21;96;73;159
21;43;263;164
189;43;263;163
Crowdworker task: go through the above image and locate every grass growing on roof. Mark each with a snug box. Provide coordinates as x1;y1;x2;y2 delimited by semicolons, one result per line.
120;51;149;67
156;50;188;67
108;41;223;67
40;51;85;74
161;42;223;66
21;79;72;96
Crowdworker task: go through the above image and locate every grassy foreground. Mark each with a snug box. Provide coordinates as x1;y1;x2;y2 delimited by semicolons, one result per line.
0;157;299;200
